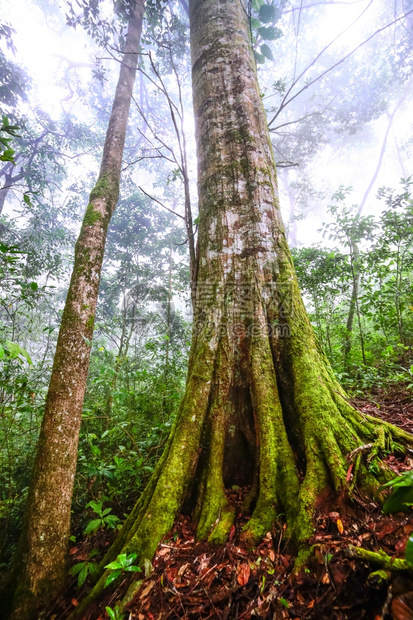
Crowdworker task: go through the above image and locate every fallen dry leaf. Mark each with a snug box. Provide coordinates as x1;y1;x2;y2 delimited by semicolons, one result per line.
237;563;251;586
391;597;413;620
178;562;190;577
336;518;344;534
346;462;354;482
140;580;155;599
377;521;398;541
321;571;330;584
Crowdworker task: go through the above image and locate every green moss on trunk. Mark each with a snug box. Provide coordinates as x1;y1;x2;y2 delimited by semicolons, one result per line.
68;0;413;616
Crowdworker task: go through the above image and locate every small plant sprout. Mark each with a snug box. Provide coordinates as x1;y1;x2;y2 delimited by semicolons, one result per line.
69;549;99;587
105;603;125;620
104;552;141;588
84;500;120;536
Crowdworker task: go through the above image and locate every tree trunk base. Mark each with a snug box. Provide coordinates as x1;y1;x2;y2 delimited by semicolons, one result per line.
69;330;413;619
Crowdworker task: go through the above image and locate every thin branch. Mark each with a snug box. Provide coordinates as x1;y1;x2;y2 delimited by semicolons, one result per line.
269;0;375;127
270;111;322;132
121;154;172;172
138;186;185;220
284;0;366;13
132;95;179;161
357;86;409;216
276;160;300;168
268;2;411;128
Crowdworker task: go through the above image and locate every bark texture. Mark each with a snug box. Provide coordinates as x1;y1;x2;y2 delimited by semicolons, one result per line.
1;4;145;619
72;0;413;614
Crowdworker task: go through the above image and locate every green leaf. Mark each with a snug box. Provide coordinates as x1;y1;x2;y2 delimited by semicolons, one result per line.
252;0;264;10
104;569;121;588
5;340;21;359
105;608;117;620
0;149;16;162
105;515;120;529
383;486;413;514
250;17;261;29
86;500;102;514
117;553;128;568
125;565;141;573
259;4;278;23
4;340;32;364
0;344;4;360
88;563;100;576
279;598;289;608
84;518;102;535
257;26;281;40
78;563;89;587
69;563;85;576
105;560;122;571
406;535;413;568
123;555;135;568
23;193;32;207
260;44;274;61
30;281;38;291
254;51;266;64
18;345;32;365
379;470;413;491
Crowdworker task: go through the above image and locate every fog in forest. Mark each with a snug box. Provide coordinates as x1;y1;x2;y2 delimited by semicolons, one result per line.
0;2;412;616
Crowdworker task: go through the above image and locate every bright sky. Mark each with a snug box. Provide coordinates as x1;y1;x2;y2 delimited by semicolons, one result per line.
1;0;412;248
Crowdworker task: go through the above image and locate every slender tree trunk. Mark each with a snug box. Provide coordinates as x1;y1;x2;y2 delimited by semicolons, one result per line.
343;242;363;364
72;1;413;615
1;4;145;618
285;170;298;247
106;294;132;418
161;239;174;421
165;238;173;369
343;94;405;365
0;168;25;215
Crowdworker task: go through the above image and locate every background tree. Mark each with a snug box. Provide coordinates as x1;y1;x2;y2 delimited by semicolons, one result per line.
0;2;146;617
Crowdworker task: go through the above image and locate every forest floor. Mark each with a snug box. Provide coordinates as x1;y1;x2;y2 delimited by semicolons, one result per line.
58;386;413;620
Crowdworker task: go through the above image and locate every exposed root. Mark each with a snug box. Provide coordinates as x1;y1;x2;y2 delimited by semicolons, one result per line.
242;332;299;544
69;323;413;618
346;545;412;572
194;345;235;544
347;444;374;461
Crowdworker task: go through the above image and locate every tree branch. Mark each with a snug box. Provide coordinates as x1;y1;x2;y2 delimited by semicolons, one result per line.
137;186;185;220
268;5;412;127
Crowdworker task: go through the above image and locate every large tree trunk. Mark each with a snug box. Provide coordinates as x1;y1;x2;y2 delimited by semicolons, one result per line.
73;0;413;614
0;3;145;618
